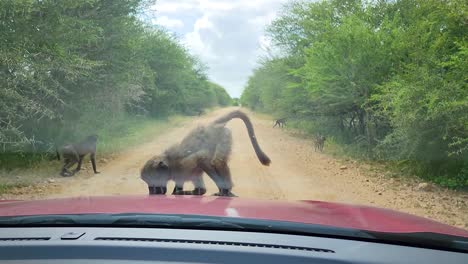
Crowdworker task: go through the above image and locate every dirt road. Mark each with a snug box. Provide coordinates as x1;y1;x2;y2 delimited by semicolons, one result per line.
5;108;468;228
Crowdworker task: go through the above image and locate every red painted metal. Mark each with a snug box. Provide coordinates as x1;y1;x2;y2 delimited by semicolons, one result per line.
0;196;466;237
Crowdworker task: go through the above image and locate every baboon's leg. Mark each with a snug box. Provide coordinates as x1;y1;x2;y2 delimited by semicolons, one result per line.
171;151;209;195
212;162;236;197
172;186;184;195
149;186;167;195
147;172;170;195
60;158;76;176
206;129;235;197
211;128;232;165
61;158;71;170
172;169;206;195
73;155;84;173
64;161;77;171
200;162;230;195
171;175;185;195
273;121;278;128
90;153;100;174
191;175;207;195
59;146;79;176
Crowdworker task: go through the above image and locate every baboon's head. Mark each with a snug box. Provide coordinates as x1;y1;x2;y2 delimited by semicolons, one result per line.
140;155;170;195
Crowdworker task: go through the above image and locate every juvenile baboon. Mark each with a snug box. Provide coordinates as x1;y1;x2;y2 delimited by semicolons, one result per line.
141;110;271;197
313;134;326;152
273;118;286;128
57;135;100;177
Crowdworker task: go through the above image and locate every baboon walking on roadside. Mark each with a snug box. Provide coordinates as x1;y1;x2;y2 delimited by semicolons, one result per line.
57;135;100;177
273;118;286;128
313;134;326;152
141;110;271;197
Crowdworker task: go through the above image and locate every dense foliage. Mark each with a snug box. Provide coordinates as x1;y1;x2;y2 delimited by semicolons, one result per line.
0;0;231;166
241;0;467;188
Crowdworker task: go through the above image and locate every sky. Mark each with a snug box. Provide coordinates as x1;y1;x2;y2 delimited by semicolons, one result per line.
147;0;289;98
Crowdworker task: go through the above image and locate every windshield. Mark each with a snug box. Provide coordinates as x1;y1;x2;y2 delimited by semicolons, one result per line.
0;0;467;246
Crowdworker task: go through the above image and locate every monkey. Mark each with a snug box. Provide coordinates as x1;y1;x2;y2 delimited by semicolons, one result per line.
140;110;271;197
197;110;204;116
57;135;100;177
313;134;326;152
273;118;286;128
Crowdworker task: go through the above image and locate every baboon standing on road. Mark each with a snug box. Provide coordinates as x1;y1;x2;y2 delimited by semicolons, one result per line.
141;110;271;197
57;135;100;177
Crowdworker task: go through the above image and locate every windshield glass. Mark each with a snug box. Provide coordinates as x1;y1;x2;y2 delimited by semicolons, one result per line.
0;0;467;243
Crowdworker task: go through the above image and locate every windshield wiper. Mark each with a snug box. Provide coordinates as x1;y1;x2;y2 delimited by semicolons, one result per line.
109;214;246;229
0;214;245;229
102;213;374;238
0;215;80;225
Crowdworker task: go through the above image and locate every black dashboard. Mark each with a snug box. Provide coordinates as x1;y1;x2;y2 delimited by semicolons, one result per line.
0;227;466;263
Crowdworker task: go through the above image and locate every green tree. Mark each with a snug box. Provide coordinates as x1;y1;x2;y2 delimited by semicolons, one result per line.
0;0;231;168
242;0;468;187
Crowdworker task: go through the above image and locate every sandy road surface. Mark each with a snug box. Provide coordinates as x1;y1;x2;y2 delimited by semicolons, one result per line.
5;107;468;228
43;107;352;200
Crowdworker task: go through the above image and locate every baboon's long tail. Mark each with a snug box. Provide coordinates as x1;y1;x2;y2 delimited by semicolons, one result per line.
56;147;60;161
213;110;271;166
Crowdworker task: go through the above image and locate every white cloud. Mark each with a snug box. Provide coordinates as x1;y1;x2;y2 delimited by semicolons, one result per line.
183;14;220;61
150;0;288;97
198;0;235;12
152;1;198;13
152;16;184;29
249;11;278;28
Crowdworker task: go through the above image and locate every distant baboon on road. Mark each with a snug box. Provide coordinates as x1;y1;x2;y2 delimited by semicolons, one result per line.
273;118;286;128
313;134;326;152
141;110;271;197
57;135;100;177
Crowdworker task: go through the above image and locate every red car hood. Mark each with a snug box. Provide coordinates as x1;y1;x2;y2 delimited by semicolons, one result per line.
0;195;466;238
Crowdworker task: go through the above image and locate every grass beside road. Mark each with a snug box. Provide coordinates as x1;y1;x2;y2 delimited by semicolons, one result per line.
277;117;467;190
0;115;188;195
95;115;187;156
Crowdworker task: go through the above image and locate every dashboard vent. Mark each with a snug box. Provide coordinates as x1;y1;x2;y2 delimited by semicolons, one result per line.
0;237;50;241
95;237;334;253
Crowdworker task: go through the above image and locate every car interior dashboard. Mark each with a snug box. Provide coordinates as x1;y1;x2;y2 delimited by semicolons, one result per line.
0;227;466;263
